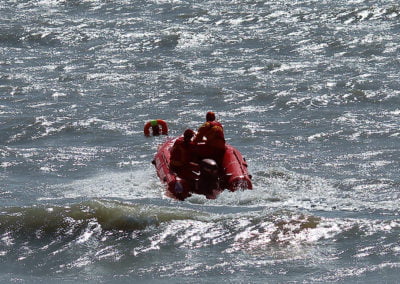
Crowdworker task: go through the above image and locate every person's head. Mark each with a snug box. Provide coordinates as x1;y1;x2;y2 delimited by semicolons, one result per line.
152;125;160;136
206;111;215;122
183;129;194;143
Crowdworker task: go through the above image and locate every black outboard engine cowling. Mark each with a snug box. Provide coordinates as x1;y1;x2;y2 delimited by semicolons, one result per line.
197;159;220;195
200;159;219;176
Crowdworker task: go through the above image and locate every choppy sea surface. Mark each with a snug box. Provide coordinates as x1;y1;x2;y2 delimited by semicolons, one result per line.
1;0;399;282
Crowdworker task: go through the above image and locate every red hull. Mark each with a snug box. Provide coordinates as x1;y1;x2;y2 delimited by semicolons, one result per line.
152;137;252;200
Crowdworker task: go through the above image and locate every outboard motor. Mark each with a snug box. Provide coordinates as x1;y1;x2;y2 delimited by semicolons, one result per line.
197;159;220;195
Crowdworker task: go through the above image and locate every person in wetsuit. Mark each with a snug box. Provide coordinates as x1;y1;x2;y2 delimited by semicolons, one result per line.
193;112;226;165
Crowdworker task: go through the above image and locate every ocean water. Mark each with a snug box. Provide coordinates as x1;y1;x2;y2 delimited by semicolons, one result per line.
1;0;399;282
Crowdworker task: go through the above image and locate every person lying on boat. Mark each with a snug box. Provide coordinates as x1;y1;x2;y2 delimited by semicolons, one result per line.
193;112;226;165
170;129;196;180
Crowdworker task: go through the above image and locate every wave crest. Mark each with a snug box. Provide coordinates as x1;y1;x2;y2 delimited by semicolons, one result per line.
0;200;210;235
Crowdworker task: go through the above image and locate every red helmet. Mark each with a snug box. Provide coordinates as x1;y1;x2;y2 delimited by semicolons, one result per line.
206;111;215;121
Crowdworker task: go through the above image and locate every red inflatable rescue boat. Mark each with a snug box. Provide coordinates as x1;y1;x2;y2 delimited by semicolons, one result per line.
152;137;253;200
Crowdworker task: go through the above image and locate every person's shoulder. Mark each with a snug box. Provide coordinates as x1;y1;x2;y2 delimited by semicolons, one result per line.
197;122;210;130
202;121;211;126
210;121;222;127
173;137;184;144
